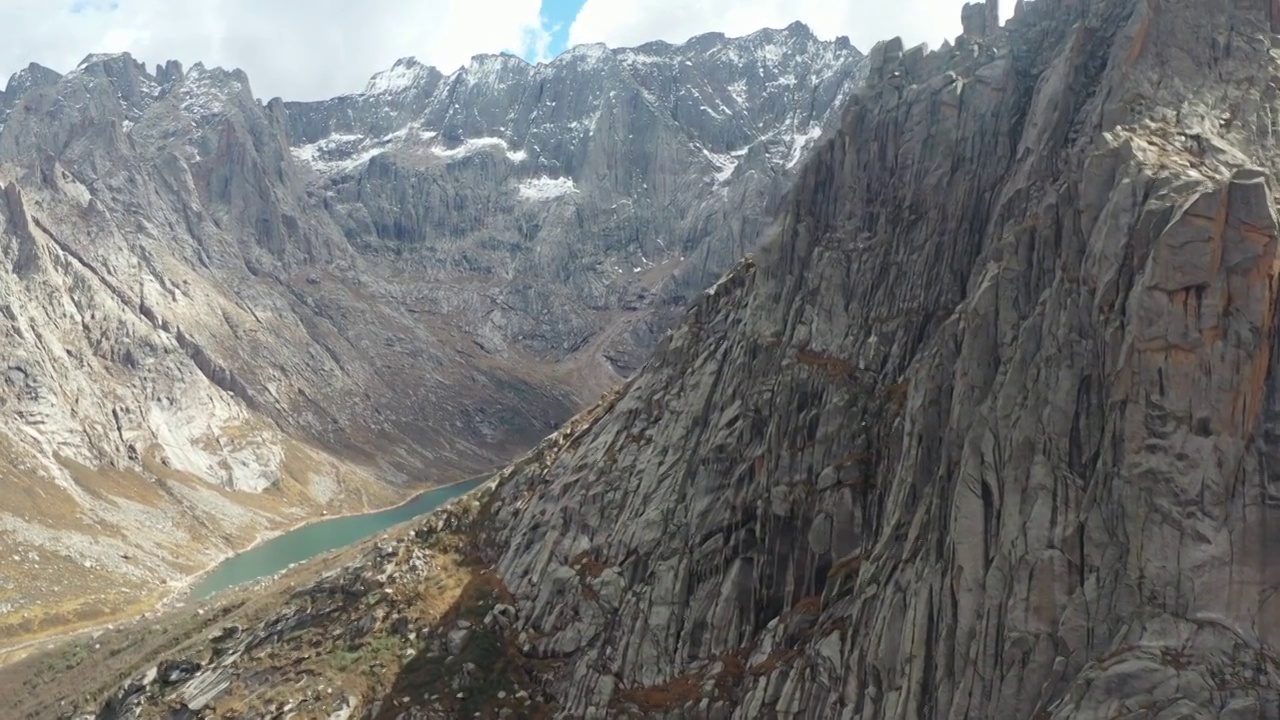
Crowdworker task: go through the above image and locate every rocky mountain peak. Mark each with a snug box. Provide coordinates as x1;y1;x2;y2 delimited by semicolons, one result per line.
74;51;134;71
30;1;1280;714
0;19;866;653
364;56;434;96
155;58;185;85
2;62;62;103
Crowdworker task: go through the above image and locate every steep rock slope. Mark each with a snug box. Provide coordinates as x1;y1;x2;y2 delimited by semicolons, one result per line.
0;30;863;646
52;0;1280;718
285;23;865;374
474;0;1280;717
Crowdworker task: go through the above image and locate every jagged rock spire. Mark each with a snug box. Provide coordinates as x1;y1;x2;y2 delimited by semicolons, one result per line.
962;0;1001;38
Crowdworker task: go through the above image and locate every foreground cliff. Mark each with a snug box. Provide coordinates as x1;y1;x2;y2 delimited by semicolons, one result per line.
479;0;1280;714
13;0;1280;717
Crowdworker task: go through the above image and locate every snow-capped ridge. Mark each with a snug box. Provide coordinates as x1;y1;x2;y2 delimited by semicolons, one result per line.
4;63;62;98
184;62;251;87
339;19;860;109
462;53;532;88
365;57;428;95
179;63;255;118
76;52;132;70
556;43;611;64
518;176;577;201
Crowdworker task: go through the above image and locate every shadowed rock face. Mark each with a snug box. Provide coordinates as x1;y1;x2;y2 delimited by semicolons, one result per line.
0;28;864;644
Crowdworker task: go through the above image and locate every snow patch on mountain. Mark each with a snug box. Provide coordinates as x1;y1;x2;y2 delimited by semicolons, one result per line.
757;43;786;65
178;64;247;119
432;137;526;163
292;133;382;175
701;147;738;184
560;43;611;65
384;125;438;144
786;125;824;168
518;176;577;201
291;123;444;176
366;58;426;95
465;54;530;88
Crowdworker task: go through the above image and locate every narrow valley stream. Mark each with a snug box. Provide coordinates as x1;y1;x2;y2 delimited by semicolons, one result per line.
188;478;485;600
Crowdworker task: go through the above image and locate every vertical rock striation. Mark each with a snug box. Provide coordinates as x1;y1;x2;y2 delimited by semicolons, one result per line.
475;0;1280;717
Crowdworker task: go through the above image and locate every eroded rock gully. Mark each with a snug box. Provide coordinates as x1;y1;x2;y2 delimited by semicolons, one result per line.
475;0;1280;717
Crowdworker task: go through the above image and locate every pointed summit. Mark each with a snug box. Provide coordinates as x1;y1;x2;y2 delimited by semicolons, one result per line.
782;20;817;38
365;57;428;95
3;62;62;102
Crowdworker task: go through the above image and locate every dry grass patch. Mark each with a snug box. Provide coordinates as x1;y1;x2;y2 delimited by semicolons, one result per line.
0;544;165;652
614;671;704;714
796;348;858;381
56;454;168;508
0;458;90;533
792;596;823;616
827;553;863;580
570;552;609;579
1;474;493;719
887;378;910;411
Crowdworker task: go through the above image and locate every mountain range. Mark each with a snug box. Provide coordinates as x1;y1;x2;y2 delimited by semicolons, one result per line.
5;0;1280;718
0;23;866;645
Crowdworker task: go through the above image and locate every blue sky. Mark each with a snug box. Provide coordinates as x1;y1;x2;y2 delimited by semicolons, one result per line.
539;0;586;59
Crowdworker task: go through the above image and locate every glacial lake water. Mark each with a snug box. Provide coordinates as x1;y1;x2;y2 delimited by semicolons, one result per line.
187;478;485;600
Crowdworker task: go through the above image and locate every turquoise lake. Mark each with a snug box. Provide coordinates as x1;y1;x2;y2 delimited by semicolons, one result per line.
187;479;484;600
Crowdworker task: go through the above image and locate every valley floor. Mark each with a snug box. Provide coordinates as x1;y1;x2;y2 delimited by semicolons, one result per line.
0;484;544;719
0;462;413;662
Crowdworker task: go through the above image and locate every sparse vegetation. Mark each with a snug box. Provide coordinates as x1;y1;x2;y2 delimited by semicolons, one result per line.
614;671;704;714
792;595;824;615
0;430;402;655
570;551;609;579
827;552;864;580
796;347;859;380
887;377;910;411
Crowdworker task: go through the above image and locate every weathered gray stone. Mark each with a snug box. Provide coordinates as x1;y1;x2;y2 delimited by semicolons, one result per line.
445;628;471;656
473;0;1280;718
47;2;1280;720
0;22;865;631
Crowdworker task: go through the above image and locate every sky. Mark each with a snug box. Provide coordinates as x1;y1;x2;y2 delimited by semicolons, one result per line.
0;0;1015;102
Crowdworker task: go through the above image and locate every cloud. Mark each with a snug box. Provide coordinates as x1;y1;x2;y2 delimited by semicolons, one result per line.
0;0;552;101
568;0;1013;56
2;1;1018;102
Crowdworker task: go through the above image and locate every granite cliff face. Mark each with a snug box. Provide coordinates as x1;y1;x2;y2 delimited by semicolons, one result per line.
479;0;1280;716
284;22;864;374
36;0;1280;718
0;28;863;645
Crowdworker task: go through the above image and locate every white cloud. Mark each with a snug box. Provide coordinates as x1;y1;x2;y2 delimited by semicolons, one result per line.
568;0;1015;56
1;1;1021;103
0;0;551;101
